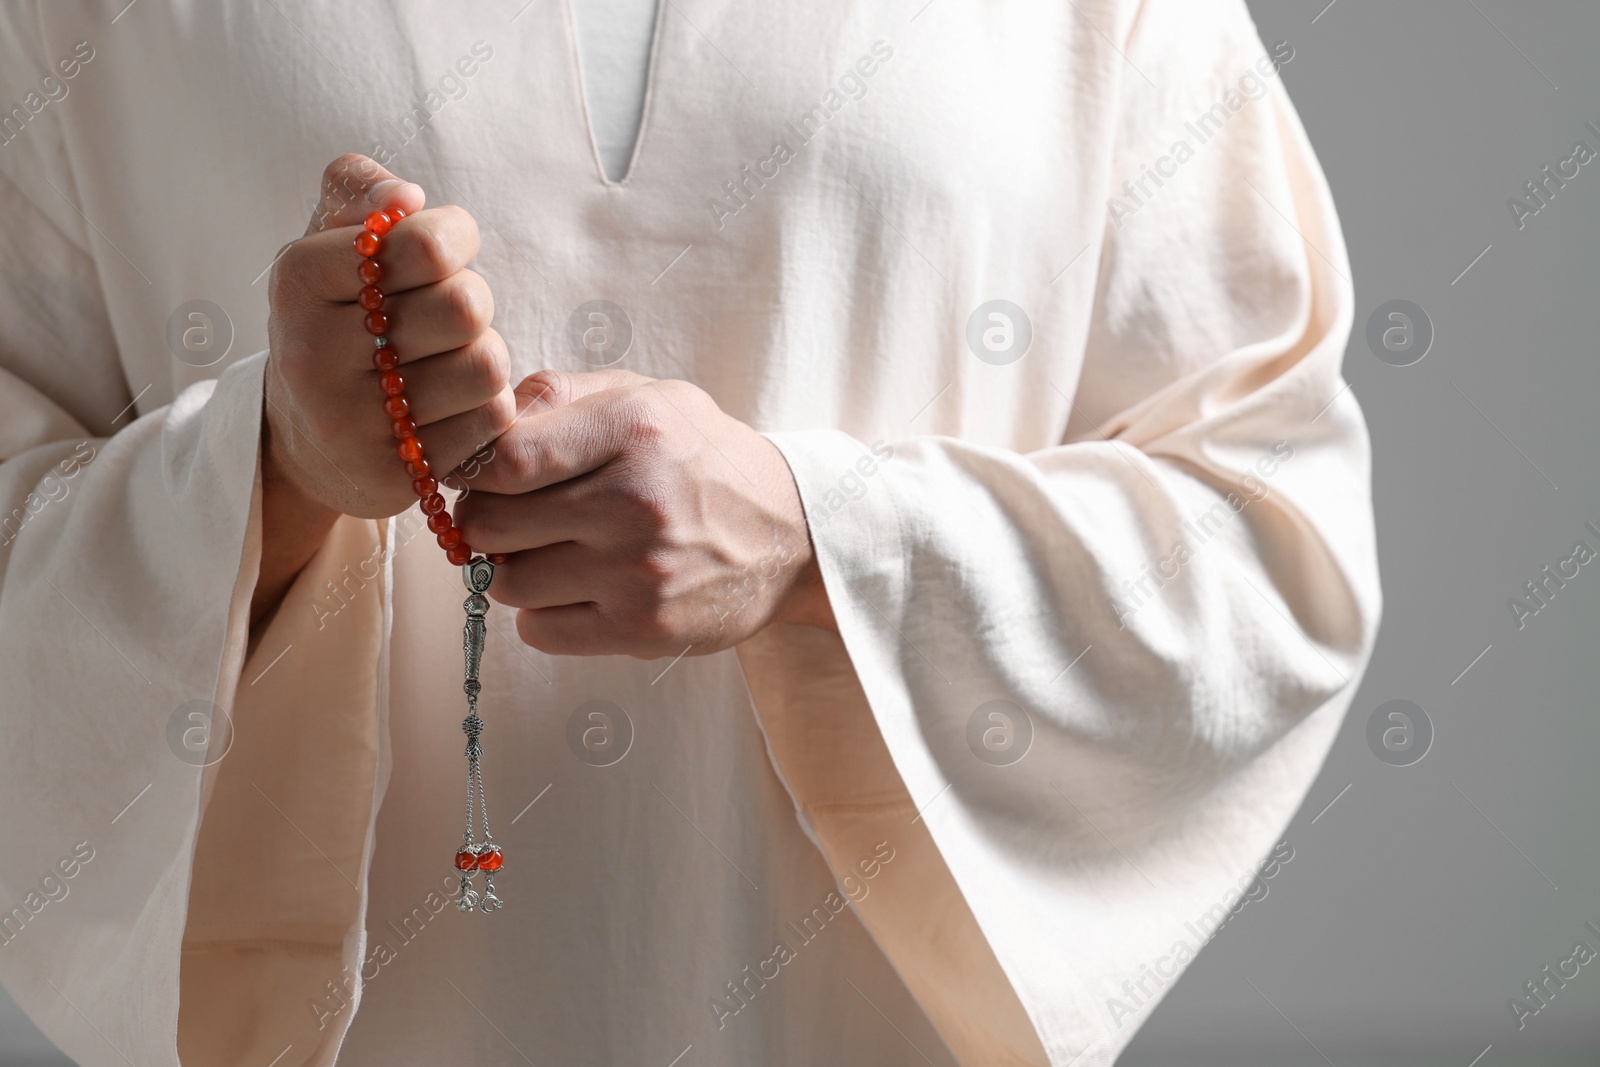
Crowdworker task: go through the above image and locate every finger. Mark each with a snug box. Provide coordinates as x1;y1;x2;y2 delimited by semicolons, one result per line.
510;368;655;414
515;603;615;657
304;153;425;237
467;373;662;495
404;388;519;478
392;328;509;425
284;204;481;303
488;542;609;611
452;478;594;554
380;268;494;361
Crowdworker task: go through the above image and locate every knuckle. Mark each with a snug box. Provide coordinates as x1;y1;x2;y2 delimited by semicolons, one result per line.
472;331;511;394
321;153;364;190
439;204;480;252
482;388;519;440
413;221;456;279
517;369;571;413
446;271;494;335
619;395;666;448
627;480;673;534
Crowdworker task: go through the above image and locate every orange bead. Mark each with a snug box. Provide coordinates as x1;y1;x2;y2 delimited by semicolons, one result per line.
364;310;389;335
379;370;406;397
391;417;417;439
454;849;479;871
354;231;382;257
358;285;385;311
446;544;472;566
373;347;400;371
390;207;408;221
364;210;393;237
382;395;409;419
475;846;503;872
398;438;425;464
412;476;438;497
427;511;452;535
405;458;430;479
437;528;463;551
358;258;383;285
487;553;508;565
421;492;446;515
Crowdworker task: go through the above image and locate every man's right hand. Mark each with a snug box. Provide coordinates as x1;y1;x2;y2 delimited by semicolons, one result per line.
263;154;517;521
251;154;516;626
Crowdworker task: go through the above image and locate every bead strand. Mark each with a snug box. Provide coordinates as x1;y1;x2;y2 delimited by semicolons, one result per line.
356;208;508;569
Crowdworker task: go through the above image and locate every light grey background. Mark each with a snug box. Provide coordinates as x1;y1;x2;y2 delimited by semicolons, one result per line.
3;0;1597;1064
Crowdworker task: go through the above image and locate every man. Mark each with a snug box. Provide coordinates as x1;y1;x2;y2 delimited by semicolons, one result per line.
0;1;1378;1064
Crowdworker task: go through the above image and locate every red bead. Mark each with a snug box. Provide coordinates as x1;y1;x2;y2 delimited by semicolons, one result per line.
391;417;416;439
398;437;424;463
438;528;463;550
405;458;431;479
487;553;508;565
421;492;447;515
358;258;383;285
379;370;406;397
364;310;389;335
358;285;385;311
364;210;393;237
454;849;479;871
427;511;452;535
412;476;438;498
382;395;409;419
373;347;400;371
475;846;503;872
354;231;383;257
446;544;473;566
390;207;408;221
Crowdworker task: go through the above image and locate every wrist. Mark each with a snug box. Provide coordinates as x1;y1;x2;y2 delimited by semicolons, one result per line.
771;550;836;632
252;416;341;629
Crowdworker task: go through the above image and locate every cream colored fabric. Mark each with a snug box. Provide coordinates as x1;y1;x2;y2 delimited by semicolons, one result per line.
0;2;1379;1066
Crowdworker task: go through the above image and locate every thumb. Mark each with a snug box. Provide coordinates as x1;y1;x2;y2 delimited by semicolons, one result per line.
507;369;653;422
305;153;426;237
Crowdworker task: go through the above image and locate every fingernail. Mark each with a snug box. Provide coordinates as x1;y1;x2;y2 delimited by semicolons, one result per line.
367;179;405;205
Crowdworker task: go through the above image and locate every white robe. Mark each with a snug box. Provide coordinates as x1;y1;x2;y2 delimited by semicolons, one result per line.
0;2;1381;1065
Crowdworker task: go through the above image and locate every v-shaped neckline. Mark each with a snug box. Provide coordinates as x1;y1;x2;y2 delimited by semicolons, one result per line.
558;0;669;189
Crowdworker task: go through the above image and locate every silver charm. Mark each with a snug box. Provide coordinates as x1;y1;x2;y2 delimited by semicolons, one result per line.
454;557;503;913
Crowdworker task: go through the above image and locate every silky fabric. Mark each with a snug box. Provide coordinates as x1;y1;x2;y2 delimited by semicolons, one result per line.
0;2;1381;1066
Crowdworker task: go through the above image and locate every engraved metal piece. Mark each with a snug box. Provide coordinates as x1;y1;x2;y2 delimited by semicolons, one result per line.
454;557;503;914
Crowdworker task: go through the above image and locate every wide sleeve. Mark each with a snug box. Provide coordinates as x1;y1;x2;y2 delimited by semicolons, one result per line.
745;2;1381;1064
0;19;379;1064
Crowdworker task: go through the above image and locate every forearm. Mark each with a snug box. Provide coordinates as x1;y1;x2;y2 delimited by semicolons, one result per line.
250;420;340;630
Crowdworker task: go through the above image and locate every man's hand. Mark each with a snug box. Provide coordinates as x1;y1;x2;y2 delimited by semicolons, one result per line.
263;155;516;519
252;154;516;627
452;370;834;658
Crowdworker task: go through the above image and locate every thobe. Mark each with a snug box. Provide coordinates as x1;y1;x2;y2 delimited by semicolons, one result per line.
0;1;1381;1065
